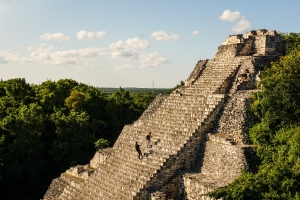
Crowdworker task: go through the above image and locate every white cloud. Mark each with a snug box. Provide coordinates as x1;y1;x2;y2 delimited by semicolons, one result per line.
109;38;150;61
150;30;180;41
232;19;252;33
28;44;108;71
0;52;19;63
219;10;244;22
109;38;168;68
0;52;31;64
115;64;137;70
30;43;54;61
39;32;71;42
192;30;199;35
76;30;106;40
139;52;168;68
0;44;105;70
219;10;252;33
109;38;150;51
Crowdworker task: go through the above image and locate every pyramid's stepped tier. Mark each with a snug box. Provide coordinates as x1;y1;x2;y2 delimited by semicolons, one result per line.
209;90;257;144
44;30;286;200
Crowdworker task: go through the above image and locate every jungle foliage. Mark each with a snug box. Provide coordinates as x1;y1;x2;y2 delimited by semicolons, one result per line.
0;79;156;200
208;33;300;199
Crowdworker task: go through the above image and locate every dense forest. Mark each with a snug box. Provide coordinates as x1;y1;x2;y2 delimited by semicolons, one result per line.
208;33;300;199
0;80;158;199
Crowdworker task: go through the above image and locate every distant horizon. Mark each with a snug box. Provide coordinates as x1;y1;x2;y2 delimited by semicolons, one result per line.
0;76;175;89
98;86;172;89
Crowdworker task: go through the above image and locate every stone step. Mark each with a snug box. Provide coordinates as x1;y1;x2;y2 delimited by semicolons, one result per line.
167;95;224;101
154;112;212;119
85;178;123;200
166;95;223;101
95;172;142;196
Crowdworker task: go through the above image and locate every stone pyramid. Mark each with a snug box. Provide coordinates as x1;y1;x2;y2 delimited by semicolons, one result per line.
44;29;286;200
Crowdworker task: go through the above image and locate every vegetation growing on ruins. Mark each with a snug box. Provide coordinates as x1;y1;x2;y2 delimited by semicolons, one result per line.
208;33;300;199
0;80;156;199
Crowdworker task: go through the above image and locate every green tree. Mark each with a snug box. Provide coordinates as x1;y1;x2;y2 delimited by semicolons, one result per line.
94;138;110;150
0;103;46;199
65;90;85;112
282;32;300;52
50;111;95;169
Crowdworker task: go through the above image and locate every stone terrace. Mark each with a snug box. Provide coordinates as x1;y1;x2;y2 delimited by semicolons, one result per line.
44;30;286;200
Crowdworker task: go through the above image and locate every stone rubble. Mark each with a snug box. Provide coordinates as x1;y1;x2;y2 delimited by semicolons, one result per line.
43;29;286;200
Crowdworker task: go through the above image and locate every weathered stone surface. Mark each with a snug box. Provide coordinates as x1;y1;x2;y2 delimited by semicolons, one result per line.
43;30;286;200
90;148;113;168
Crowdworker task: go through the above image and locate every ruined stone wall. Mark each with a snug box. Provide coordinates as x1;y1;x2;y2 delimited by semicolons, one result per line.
218;29;286;58
90;148;113;168
210;90;256;144
182;173;226;200
200;139;249;181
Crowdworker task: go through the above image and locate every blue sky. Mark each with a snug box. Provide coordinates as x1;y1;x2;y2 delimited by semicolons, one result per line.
0;0;299;88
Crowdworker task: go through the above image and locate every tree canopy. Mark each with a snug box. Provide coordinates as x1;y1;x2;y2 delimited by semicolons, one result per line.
0;79;156;199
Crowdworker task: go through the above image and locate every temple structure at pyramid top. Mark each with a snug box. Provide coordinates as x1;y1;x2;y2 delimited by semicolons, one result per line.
44;29;286;200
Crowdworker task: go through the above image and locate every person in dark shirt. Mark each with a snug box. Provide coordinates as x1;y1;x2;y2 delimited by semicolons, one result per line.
146;132;152;148
135;141;143;159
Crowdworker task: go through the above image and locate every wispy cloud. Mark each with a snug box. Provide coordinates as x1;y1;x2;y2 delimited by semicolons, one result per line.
115;64;137;70
39;32;71;42
219;10;252;33
109;38;169;68
0;52;19;64
232;19;252;33
28;44;108;72
219;10;244;22
0;52;31;64
139;52;168;68
76;30;106;40
192;30;199;35
109;37;150;61
150;30;180;41
1;36;169;72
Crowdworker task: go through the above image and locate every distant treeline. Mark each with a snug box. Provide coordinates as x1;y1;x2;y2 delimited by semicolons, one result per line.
0;79;159;200
98;87;171;94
